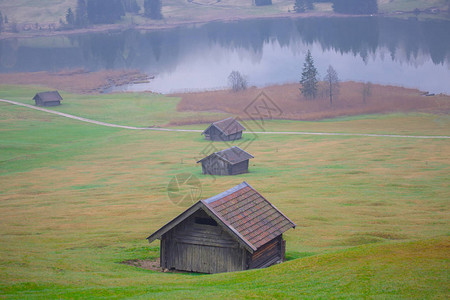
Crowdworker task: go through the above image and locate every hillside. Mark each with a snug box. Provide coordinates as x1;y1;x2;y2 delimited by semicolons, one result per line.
0;84;449;297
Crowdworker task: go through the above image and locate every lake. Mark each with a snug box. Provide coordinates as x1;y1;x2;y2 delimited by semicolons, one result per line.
0;17;449;94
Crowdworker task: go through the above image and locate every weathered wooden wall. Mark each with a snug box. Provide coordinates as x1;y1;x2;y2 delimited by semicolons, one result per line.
201;157;249;175
225;131;242;141
204;126;242;141
34;97;60;107
160;209;247;273
230;160;249;175
201;156;231;176
248;235;283;269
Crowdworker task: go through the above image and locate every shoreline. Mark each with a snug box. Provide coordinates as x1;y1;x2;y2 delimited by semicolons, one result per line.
0;12;339;40
0;10;442;41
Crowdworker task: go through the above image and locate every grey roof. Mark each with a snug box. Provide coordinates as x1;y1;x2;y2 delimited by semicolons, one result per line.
197;146;254;164
33;91;63;102
202;117;246;136
147;182;296;253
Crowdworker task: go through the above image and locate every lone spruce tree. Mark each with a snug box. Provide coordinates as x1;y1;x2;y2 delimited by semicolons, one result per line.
66;8;75;27
300;50;318;99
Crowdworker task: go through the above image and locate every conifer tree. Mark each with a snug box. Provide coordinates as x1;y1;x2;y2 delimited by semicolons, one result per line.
0;11;3;32
300;50;319;99
66;8;75;27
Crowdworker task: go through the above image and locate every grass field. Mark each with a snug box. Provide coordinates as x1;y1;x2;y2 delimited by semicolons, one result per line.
0;85;449;298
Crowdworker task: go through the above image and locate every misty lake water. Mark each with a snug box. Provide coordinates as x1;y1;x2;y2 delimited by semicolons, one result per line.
0;17;449;94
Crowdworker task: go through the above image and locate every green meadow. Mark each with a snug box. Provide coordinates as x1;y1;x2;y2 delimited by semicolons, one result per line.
0;85;449;298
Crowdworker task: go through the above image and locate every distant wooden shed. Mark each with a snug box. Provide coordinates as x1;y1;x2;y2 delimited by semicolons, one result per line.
202;117;245;141
197;146;253;176
147;182;296;273
33;91;62;107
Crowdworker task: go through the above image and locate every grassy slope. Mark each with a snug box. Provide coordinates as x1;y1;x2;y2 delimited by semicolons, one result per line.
2;239;448;298
0;86;449;298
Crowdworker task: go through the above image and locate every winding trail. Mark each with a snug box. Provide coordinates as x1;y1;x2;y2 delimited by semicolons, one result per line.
1;99;449;139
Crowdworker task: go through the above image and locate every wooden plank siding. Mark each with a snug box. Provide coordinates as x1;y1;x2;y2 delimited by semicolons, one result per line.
161;209;247;273
201;158;249;176
198;147;253;176
248;236;283;269
201;156;231;176
204;126;243;141
33;91;62;107
230;160;249;175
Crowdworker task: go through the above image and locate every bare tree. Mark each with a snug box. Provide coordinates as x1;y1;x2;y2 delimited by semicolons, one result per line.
362;81;372;104
324;65;339;105
228;71;248;92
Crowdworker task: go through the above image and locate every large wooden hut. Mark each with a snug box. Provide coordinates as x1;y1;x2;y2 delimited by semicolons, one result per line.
197;146;253;176
202;117;245;141
147;182;296;274
33;91;62;107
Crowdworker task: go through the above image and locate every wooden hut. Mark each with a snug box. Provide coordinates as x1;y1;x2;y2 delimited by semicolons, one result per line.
202;117;245;141
147;182;296;274
33;91;62;106
197;146;253;176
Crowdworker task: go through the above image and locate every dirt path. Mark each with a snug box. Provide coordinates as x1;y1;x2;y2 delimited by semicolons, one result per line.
1;99;449;139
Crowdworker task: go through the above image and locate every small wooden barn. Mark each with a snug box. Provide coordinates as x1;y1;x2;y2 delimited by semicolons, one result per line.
202;117;245;141
197;146;253;176
33;91;62;107
147;182;296;274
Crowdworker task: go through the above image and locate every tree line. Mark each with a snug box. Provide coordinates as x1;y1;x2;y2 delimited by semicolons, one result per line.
254;0;378;14
64;0;378;28
64;0;163;28
0;10;9;33
294;0;378;14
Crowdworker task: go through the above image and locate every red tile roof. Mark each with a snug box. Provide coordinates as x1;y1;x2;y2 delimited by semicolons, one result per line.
147;182;296;252
202;182;296;249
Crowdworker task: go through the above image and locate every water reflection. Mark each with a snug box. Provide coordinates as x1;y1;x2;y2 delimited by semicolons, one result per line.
0;17;449;93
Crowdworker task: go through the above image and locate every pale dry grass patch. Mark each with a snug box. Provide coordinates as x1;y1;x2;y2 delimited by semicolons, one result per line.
175;82;450;123
0;69;148;94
